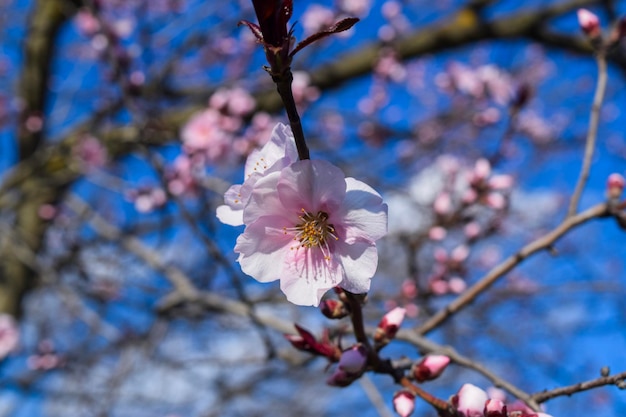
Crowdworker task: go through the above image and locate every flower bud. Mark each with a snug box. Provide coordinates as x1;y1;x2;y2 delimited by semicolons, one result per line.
374;307;406;344
326;368;355;387
412;355;450;382
320;299;349;319
577;9;601;40
607;173;625;199
338;344;368;374
393;391;415;417
452;383;489;417
484;399;507;417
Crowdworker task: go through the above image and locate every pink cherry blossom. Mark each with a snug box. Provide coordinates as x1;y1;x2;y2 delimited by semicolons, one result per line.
216;123;298;226
234;159;387;306
453;383;489;417
0;314;19;359
181;108;233;162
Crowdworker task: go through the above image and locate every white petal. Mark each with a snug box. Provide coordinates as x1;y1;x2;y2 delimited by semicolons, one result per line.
235;216;294;283
336;240;378;294
280;248;342;306
338;177;388;243
216;204;244;226
277;160;346;214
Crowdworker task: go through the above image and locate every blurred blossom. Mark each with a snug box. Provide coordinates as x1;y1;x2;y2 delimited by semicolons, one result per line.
339;0;371;17
73;135;108;171
74;9;101;37
166;155;198;196
375;49;406;82
484;399;507;417
181;108;234;162
577;8;601;38
291;71;320;105
301;4;335;35
209;87;256;117
125;187;167;213
0;314;19;359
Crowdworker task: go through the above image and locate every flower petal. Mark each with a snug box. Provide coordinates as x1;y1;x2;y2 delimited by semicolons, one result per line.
235;215;294;283
336;240;378;294
281;247;343;306
216;184;244;226
337;177;388;243
244;123;297;177
277;160;346;214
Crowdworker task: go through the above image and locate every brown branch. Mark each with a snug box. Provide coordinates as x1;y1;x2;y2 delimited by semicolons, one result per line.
416;202;610;335
531;370;626;403
568;53;608;216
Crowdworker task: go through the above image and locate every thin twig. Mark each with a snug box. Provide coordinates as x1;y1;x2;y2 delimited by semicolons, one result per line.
567;53;608;216
416;202;609;335
531;370;626;403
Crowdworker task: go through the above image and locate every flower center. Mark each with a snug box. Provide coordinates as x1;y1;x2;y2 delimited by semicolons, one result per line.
284;209;339;260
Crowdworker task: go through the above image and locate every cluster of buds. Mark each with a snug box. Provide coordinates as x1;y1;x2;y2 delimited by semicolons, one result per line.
452;384;553;417
428;245;469;295
577;8;626;49
465;159;513;210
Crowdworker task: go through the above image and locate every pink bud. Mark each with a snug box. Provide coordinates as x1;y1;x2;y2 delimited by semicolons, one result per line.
434;192;452;216
485;192;506;210
451;245;470;263
0;314;19;359
448;277;467;294
464;222;481;239
338;344;368;374
484;399;507;417
375;307;406;343
452;384;489;417
428;226;447;241
473;158;491;181
320;299;349;319
413;354;450;382
577;9;601;38
607;173;625;198
393;391;415;417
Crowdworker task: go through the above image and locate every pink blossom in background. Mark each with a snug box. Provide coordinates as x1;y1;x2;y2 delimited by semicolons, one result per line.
166;155;198;196
209;87;256;117
234;159;387;306
181;108;234;162
484;398;507;417
291;71;320;105
73;135;108;171
0;314;19;359
301;4;335;35
74;9;101;37
216;123;298;226
338;0;371;17
125;187;167;213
